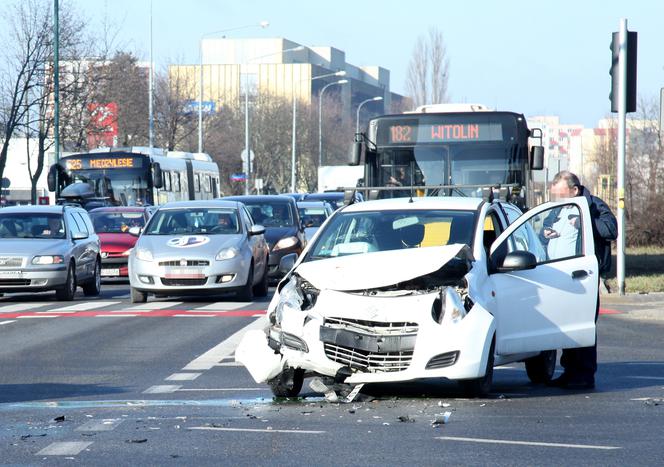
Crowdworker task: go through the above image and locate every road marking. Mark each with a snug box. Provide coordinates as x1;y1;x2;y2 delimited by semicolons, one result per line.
126;301;182;311
176;388;267;392
166;372;201;381
435;436;620;450
195;302;252;311
143;385;182;394
94;314;137;318
50;301;119;312
112;294;130;299
36;441;93;456
182;316;268;371
76;418;122;431
174;314;216;317
599;308;622;315
17;315;56;319
38;310;76;313
626;376;664;381
0;303;52;313
214;361;244;367
626;362;664;366
189;427;324;434
0;320;16;325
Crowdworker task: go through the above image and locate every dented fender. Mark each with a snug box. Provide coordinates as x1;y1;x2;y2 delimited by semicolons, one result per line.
235;329;284;383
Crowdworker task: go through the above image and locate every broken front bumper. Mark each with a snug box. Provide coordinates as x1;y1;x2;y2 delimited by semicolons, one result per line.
236;288;495;385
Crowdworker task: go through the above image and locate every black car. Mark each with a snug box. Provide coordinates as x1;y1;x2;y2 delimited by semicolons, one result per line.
304;191;363;209
223;195;305;281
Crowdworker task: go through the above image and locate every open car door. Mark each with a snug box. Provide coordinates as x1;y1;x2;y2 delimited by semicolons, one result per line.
488;197;598;356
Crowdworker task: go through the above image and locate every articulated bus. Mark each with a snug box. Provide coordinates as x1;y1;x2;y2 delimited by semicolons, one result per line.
350;104;545;209
47;147;221;209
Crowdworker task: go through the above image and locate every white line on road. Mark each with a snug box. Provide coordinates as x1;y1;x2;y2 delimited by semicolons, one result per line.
435;436;621;450
126;301;182;310
625;376;664;381
166;372;202;381
189;427;324;434
49;301;119;312
38;310;75;313
176;388;267;392
195;302;252;311
0;302;52;313
36;441;93;456
112;294;130;299
17;315;56;319
143;385;182;394
182;316;267;371
0;320;16;325
76;418;122;431
214;361;243;367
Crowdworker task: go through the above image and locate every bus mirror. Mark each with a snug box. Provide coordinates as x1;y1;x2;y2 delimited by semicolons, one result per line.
47;165;57;192
152;162;163;189
349;140;363;166
530;146;544;170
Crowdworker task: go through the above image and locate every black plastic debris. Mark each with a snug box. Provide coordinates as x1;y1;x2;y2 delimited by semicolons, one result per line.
21;433;47;440
53;415;66;423
397;415;415;423
126;439;148;444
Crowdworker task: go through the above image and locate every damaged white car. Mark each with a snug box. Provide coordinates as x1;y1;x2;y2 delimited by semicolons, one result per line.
237;196;599;397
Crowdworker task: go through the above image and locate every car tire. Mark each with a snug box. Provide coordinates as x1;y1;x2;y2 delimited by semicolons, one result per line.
82;258;102;296
525;349;557;384
237;263;254;301
269;368;304;397
253;257;269;297
460;337;495;398
130;287;148;303
55;263;77;301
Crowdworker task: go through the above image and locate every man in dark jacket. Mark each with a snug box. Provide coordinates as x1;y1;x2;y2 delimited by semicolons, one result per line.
547;171;618;389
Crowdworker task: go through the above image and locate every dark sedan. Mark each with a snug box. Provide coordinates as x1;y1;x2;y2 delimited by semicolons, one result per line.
223;195;305;281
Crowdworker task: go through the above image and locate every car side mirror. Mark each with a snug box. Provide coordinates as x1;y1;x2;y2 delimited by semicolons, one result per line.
278;253;297;275
349;140;363;166
249;224;265;236
495;250;537;273
530;146;544;170
128;226;142;237
152;162;163;189
72;231;89;241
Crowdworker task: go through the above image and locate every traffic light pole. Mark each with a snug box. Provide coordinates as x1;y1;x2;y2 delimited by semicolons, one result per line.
617;18;627;295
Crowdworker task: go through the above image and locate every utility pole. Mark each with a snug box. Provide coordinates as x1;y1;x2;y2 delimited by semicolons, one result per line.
53;0;60;168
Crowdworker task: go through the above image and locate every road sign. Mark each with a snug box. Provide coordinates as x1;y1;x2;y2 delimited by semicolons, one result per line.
230;173;247;182
240;150;255;163
255;178;264;190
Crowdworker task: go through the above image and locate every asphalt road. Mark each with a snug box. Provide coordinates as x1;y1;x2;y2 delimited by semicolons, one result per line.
1;283;663;466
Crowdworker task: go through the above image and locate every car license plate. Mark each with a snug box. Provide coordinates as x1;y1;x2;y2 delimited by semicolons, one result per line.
101;268;120;277
0;270;22;278
165;268;204;278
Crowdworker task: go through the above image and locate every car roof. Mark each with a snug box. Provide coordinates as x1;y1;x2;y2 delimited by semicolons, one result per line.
156;200;242;210
340;196;485;213
297;201;331;208
305;192;343;199
224;195;295;204
89;206;150;213
0;205;74;214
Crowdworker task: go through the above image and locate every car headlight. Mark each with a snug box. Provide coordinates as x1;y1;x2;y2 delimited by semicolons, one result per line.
135;248;154;262
32;255;64;265
122;248;133;256
273;236;298;251
433;287;467;325
275;277;304;324
216;247;239;261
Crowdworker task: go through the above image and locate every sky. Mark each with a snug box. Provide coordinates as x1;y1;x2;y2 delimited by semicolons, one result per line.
70;0;664;128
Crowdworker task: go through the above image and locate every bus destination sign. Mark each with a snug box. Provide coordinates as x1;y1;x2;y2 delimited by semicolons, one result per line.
385;122;503;145
64;157;143;170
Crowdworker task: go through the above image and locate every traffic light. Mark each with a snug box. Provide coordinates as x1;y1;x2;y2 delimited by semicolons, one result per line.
610;30;637;113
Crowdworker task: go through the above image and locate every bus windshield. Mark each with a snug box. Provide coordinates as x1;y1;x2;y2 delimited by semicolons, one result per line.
66;169;150;206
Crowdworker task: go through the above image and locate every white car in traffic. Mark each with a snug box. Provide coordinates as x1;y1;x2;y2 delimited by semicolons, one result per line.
237;196;598;397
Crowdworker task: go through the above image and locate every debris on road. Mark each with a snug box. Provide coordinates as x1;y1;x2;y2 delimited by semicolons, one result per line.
53;415;66;423
397;415;415;423
431;411;452;427
20;433;47;440
126;438;148;444
345;384;365;403
309;378;339;403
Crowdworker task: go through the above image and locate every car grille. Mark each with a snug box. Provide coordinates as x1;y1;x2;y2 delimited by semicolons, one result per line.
159;260;210;267
425;351;460;370
324;318;418;336
324;343;413;373
160;278;208;286
0;279;31;286
0;257;24;268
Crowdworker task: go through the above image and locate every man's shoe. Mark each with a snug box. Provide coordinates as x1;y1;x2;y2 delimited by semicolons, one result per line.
547;373;594;389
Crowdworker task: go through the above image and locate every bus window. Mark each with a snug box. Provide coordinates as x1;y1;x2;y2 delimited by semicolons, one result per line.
164;172;171;191
194;174;200;192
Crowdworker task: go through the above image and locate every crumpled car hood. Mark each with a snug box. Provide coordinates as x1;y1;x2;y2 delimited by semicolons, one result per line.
295;244;471;291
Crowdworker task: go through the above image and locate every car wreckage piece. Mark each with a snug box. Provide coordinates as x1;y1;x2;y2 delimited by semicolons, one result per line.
235;244;497;397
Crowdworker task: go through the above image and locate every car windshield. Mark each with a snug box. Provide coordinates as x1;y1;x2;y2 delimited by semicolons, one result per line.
242;202;294;227
90;211;146;233
298;207;329;228
144;208;240;235
307;209;476;260
0;213;66;239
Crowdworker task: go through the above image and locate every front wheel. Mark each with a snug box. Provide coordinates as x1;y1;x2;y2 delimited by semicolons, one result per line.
130;287;148;303
55;263;77;301
237;264;254;301
269;368;304;397
83;259;101;296
253;257;269;297
460;337;495;398
525;350;557;384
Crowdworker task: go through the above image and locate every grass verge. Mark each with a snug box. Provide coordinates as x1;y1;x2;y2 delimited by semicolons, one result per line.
605;246;664;293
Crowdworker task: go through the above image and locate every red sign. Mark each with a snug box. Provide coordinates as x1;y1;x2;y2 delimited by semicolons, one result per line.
87;102;118;149
38;196;50;205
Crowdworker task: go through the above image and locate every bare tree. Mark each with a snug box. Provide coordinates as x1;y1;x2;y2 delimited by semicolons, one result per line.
154;66;197;151
405;27;450;107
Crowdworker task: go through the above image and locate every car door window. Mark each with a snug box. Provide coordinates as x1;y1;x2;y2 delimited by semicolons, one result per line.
66;212;83;238
75;212;90;234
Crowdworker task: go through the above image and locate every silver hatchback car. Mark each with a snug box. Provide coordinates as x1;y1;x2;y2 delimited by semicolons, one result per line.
128;200;269;303
0;205;102;300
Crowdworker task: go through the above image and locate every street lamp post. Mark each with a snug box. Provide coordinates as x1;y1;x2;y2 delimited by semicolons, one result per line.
356;96;383;134
243;45;304;194
318;79;348;167
198;21;269;154
290;71;346;192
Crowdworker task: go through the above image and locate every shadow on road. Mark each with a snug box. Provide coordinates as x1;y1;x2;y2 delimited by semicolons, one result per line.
0;383;127;404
